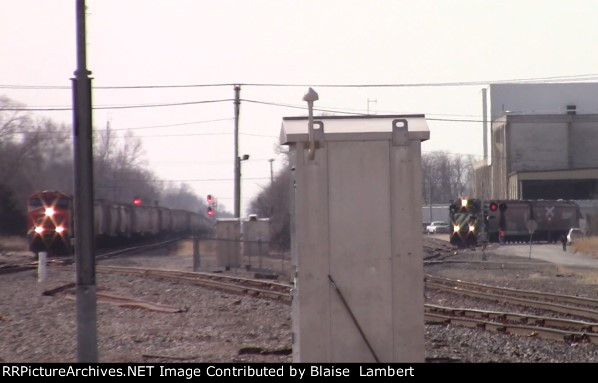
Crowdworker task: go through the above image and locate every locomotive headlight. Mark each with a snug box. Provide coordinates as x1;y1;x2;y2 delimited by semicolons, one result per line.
469;224;475;232
35;226;44;234
453;225;460;233
45;207;55;216
56;226;64;233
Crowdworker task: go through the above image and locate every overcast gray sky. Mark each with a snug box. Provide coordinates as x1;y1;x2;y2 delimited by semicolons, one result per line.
3;0;598;214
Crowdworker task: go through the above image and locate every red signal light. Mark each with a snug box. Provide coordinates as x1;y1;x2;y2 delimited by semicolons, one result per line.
133;197;142;206
489;202;498;212
207;207;214;217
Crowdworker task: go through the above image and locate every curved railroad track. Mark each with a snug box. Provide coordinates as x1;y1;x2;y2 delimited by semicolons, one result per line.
12;235;598;345
94;265;292;301
0;237;187;273
425;272;598;343
425;304;598;344
425;274;598;321
95;266;598;344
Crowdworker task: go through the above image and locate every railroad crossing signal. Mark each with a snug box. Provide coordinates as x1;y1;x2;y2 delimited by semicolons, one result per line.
488;201;507;212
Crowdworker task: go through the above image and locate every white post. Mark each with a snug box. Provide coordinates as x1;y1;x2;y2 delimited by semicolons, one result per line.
38;252;48;283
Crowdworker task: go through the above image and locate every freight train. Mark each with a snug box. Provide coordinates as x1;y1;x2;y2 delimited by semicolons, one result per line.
27;190;212;254
449;197;581;247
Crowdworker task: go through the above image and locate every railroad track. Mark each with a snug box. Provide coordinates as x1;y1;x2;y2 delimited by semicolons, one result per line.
96;238;185;260
95;266;598;345
0;238;187;272
425;274;598;321
95;265;292;301
425;304;598;344
0;264;36;275
423;237;457;262
21;254;598;345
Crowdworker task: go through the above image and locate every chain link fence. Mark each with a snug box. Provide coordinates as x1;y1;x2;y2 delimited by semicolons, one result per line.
192;236;291;279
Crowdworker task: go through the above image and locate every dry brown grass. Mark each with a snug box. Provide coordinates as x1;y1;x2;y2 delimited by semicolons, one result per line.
0;236;28;252
170;239;216;257
571;237;598;258
173;240;193;256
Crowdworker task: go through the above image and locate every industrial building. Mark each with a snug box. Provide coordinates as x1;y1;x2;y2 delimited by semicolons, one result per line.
474;83;598;201
421;204;449;225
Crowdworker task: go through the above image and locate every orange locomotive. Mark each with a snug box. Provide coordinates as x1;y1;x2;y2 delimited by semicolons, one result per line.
26;190;212;255
27;190;74;254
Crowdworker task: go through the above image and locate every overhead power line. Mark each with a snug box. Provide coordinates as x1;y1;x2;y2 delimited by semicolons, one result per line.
116;177;271;183
0;99;233;112
242;99;365;116
243;98;598;123
2;73;598;90
115;118;233;131
0;83;233;90
242;98;484;120
130;132;277;139
241;74;598;88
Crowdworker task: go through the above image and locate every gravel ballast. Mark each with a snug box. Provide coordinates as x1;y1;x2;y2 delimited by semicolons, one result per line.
2;239;598;363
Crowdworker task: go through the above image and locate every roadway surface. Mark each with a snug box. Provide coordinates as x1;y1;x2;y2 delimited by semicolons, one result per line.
493;242;598;269
427;233;598;269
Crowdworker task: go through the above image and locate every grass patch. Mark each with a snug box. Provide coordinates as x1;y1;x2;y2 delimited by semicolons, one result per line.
0;236;28;252
171;239;193;256
571;237;598;258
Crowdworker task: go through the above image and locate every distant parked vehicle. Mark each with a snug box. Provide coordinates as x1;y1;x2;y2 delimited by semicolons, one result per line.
567;228;583;245
422;223;430;234
426;221;450;234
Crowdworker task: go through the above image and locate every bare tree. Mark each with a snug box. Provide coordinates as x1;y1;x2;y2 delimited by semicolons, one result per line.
422;151;474;204
160;183;206;212
248;149;474;250
94;127;159;204
248;164;291;250
0;98;72;211
0;96;218;233
0;96;28;140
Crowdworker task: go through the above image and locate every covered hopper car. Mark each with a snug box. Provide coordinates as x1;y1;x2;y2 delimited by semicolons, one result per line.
27;190;212;254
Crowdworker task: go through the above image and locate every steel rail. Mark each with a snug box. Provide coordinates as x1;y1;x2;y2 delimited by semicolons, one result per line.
0;265;36;275
95;237;185;260
426;304;598;333
97;265;290;292
425;311;598;345
28;237;189;267
94;265;291;301
426;281;598;321
426;274;598;308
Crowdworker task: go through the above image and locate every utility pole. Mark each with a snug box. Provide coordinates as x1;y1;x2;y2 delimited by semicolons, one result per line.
268;159;274;184
234;85;241;218
367;97;377;115
72;0;97;362
482;88;488;163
